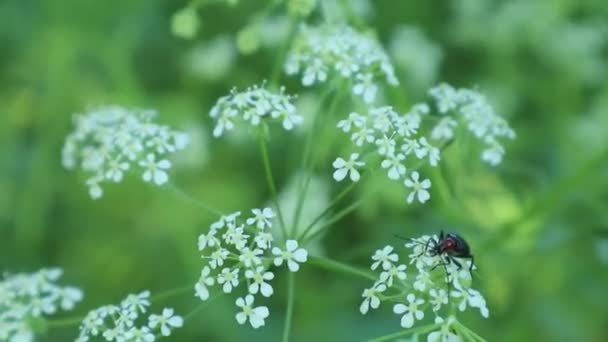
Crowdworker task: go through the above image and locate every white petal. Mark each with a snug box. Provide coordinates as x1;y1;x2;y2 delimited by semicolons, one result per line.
260;283;273;297
400;312;414;328
350;169;361;182
153;170;168;185
235;312;247;325
292;248;308;263
285;240;298;252
287;260;300;272
393;303;407;314
333;168;348;181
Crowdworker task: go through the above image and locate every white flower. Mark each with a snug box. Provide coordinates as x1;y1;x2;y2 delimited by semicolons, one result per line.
235;295;269;329
245;267;274;297
272;240;308;272
254;231;274;250
210;84;302;137
238;247;263;268
393;294;425;328
427;316;461;342
217;268;239;293
195;266;215;301
198;230;220;251
415;137;440;167
360;282;386;314
125;327;155;342
371;245;399;271
429;288;448;312
353;73;378;104
139;153;171;185
451;287;489;318
63;106;188;198
121;291;150;314
332;153;365;182
404;171;432;204
286;25;397;99
431;117;458;140
209;248;229;269
246;208;275;230
148;308;183;336
379;264;407;286
381;153;406;180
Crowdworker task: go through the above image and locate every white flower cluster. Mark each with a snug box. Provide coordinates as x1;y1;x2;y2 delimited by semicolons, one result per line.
285;25;398;104
429;83;516;166
333;105;437;204
62;105;190;199
209;84;303;137
76;291;183;342
0;268;83;342
195;208;308;329
360;235;489;340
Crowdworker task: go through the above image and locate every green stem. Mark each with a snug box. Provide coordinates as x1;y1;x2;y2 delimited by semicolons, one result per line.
296;180;358;241
308;255;376;282
282;272;296;342
184;295;221;321
167;183;223;216
151;284;193;302
368;323;442;342
302;197;363;243
293;87;341;234
454;321;487;342
46;316;83;328
259;136;288;239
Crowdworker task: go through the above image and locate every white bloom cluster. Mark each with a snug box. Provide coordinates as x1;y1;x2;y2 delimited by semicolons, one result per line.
0;268;83;342
429;83;516;166
195;208;308;329
333;105;437;204
285;25;398;104
209;84;303;137
360;235;489;340
76;291;183;342
62;105;190;199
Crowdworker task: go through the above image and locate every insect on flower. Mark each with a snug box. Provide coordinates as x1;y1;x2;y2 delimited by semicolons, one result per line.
402;231;476;287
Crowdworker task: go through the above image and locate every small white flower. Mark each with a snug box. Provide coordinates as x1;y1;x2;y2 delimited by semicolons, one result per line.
198;230;220;252
246;208;275;230
302;58;328;86
371;245;399;271
429;288;448;312
139;153;171;185
415;137;440;167
332;153;365;182
431;117;458;140
245;267;275;297
235;295;270;329
217;268;239;293
121;291;150;314
105;158;129;182
427;316;461;342
360;282;386;314
238;247;263;268
451;286;489;318
254;231;274;250
148;308;183;336
379;264;407;287
353;73;378;104
375;136;396;156
404;171;431;204
125;327;155;342
208;248;229;269
393;294;425;328
195;266;215;301
272;240;308;272
381;153;406;180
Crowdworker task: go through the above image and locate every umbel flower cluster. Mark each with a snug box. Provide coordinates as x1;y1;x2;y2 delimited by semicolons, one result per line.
76;291;183;342
195;208;309;329
360;234;489;340
333;104;438;204
209;84;303;137
285;24;399;104
62;105;190;199
0;268;83;342
429;83;516;166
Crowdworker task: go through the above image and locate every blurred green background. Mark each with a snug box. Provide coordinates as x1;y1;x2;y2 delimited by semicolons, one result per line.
1;0;608;341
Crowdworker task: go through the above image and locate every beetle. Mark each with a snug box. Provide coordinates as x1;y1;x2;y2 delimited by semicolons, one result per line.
402;230;476;288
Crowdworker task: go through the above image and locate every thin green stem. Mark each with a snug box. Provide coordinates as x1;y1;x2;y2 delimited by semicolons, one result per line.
308;255;376;282
368;323;442;342
293;87;341;234
151;284;193;302
167;183;223;216
259;136;288;239
454;321;487;342
296;180;358;241
302;197;363;243
282;272;296;342
184;295;221;321
46;316;83;328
